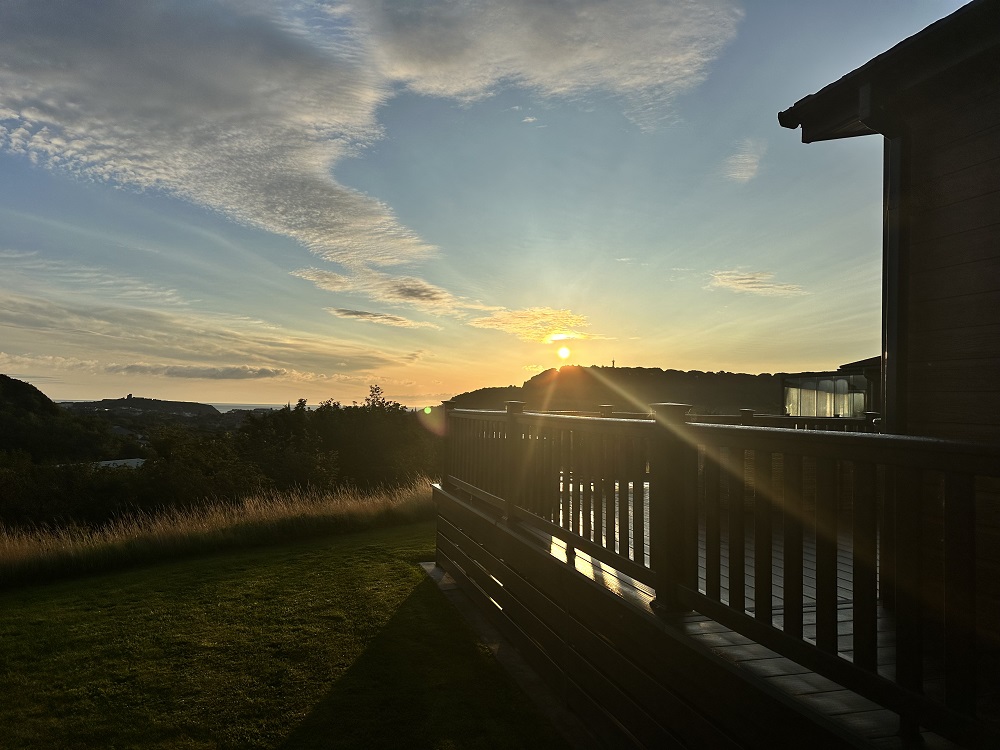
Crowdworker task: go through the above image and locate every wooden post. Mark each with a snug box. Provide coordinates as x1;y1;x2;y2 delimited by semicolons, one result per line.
739;408;756;426
649;402;692;612
599;404;614;418
864;411;881;433
441;400;456;491
503;401;525;523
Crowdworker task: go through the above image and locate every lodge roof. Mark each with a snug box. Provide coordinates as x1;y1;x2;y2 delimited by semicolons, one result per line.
777;0;1000;142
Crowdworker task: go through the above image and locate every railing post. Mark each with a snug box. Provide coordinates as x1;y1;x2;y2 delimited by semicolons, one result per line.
599;404;614;418
649;402;693;612
503;401;525;523
864;411;881;433
739;408;756;426
441;400;456;491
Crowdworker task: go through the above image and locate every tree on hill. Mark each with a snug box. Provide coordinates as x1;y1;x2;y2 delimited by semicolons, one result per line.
450;366;783;415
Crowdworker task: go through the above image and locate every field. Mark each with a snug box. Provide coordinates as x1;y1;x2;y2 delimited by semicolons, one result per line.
0;516;570;749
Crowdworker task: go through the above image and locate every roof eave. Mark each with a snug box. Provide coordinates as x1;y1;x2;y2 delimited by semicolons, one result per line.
778;0;1000;142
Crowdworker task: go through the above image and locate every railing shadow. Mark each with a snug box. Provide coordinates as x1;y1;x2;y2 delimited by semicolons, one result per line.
277;576;569;750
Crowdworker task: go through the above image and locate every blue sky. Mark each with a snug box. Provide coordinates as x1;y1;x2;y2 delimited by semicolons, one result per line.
0;0;967;407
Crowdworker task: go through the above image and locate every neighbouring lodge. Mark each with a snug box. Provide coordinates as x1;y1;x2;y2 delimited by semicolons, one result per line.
433;3;1000;749
782;357;881;420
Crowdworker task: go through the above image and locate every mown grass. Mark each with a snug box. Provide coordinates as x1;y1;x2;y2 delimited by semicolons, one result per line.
0;479;435;589
0;521;571;749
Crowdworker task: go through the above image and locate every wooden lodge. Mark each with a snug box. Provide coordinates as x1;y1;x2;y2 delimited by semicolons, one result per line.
432;2;1000;748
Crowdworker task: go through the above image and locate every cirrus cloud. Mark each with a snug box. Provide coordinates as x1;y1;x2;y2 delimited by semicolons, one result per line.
724;138;767;183
708;270;807;297
327;308;442;329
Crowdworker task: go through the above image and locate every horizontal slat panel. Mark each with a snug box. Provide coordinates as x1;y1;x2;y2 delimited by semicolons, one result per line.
906;323;1000;360
914;155;1000;210
909;266;1000;306
915;118;1000;172
907;358;1000;393
903;392;1000;426
910;191;1000;242
909;223;1000;272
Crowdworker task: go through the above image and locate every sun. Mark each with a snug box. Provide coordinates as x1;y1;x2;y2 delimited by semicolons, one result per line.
557;346;571;360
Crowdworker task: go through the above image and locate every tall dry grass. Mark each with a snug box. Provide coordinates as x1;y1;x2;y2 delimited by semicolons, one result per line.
0;479;435;589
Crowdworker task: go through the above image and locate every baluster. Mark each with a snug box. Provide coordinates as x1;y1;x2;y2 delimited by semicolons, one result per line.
755;450;774;626
729;447;746;613
571;430;582;536
681;438;700;591
704;445;721;600
617;435;629;557
633;435;647;567
582;432;593;541
894;470;924;740
502;402;525;522
783;453;804;639
943;471;976;714
603;433;615;552
815;457;838;654
853;460;878;672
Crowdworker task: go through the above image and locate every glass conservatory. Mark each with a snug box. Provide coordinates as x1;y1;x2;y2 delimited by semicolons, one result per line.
781;357;880;418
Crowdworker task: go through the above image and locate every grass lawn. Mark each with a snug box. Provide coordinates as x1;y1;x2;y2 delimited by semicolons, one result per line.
0;521;571;749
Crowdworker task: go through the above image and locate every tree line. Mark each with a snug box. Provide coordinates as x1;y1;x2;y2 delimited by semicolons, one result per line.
0;380;440;528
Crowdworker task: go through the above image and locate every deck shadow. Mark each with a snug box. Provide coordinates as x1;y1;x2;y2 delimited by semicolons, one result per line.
277;575;569;750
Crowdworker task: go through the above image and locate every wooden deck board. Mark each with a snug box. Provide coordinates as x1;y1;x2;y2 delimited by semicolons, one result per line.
549;516;971;747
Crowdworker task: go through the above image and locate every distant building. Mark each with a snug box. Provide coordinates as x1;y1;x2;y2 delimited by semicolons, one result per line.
781;356;880;418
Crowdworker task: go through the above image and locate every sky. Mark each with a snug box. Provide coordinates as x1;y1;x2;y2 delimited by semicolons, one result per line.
0;0;969;408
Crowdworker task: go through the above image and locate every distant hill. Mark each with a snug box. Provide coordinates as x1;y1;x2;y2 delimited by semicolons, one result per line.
0;375;121;461
64;395;220;417
449;366;782;415
0;373;61;416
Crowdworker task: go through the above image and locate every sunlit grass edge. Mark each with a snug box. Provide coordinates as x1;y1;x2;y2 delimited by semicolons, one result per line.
0;478;435;589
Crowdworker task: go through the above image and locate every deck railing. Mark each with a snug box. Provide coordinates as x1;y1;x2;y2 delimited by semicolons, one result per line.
441;401;1000;746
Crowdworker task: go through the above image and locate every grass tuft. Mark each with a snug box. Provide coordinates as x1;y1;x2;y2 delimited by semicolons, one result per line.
0;478;434;589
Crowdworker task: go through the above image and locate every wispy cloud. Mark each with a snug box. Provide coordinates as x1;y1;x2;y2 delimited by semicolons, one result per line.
2;251;187;306
0;290;395;373
724;138;767;182
355;0;742;129
0;0;429;270
294;267;470;314
0;351;356;384
708;270;807;297
104;363;291;380
469;307;591;343
0;0;744;346
327;308;441;329
522;116;537;123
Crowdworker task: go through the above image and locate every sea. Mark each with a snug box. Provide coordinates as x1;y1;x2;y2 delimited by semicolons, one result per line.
57;400;289;413
211;403;288;413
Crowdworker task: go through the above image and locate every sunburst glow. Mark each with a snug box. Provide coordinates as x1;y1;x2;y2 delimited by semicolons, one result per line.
557;346;571;360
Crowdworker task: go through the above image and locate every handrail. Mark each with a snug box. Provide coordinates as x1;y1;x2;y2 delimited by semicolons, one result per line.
440;401;1000;746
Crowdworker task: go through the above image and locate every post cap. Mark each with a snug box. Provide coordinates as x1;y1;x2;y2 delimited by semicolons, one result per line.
650;403;691;423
